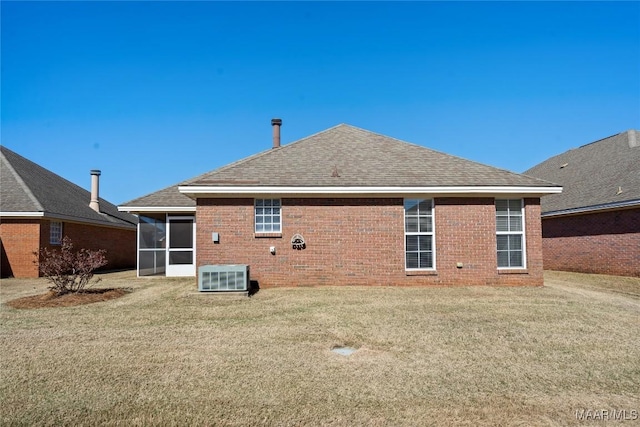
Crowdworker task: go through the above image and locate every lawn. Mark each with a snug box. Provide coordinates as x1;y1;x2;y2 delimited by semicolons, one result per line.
1;271;638;426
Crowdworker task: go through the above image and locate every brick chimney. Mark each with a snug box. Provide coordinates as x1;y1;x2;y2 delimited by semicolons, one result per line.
89;170;101;213
271;118;282;148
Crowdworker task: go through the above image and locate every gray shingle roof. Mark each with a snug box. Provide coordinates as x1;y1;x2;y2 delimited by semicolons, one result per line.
1;146;137;228
524;130;640;214
121;124;557;209
120;184;196;209
185;124;556;187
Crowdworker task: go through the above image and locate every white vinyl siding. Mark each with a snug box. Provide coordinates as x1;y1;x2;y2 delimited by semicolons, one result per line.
404;199;434;270
255;199;281;233
496;199;525;268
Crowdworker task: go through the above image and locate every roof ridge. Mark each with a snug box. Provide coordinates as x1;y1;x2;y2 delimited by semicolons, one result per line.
181;123;351;185
342;124;556;184
0;146;44;211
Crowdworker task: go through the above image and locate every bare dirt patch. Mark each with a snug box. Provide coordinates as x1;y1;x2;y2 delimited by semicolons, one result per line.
5;288;130;309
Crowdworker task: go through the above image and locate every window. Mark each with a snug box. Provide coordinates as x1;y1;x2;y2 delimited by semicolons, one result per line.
496;199;525;268
404;199;434;269
50;221;63;245
255;199;281;233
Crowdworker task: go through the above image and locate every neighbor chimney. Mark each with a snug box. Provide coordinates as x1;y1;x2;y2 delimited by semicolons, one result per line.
271;118;282;148
89;170;101;213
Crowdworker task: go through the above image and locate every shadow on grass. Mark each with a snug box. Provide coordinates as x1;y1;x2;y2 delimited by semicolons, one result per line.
249;280;260;297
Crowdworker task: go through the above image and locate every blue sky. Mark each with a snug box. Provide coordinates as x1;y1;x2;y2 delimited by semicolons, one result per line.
2;1;639;204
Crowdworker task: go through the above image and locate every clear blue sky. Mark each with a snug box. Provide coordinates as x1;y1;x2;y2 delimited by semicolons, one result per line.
2;1;639;204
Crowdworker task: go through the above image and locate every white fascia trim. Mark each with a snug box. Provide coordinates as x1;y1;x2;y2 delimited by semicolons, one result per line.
179;185;563;197
542;199;640;218
0;211;45;217
118;206;197;213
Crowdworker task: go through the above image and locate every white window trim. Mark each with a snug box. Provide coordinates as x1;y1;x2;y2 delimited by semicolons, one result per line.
404;198;436;271
50;221;63;245
254;199;282;233
496;199;527;269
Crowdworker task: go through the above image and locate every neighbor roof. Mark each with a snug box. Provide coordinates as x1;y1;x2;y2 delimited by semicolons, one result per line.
524;130;640;215
1;146;137;228
120;124;559;210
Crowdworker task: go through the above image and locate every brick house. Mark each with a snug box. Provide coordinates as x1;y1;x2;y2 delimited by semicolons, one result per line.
119;121;561;286
0;146;137;278
524;130;640;277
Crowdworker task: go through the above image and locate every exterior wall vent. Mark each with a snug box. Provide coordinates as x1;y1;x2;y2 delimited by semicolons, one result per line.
199;265;249;292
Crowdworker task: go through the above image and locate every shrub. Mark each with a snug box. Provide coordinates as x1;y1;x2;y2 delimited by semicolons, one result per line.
36;237;108;295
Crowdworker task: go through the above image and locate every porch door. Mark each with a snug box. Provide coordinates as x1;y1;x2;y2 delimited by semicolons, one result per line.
166;216;196;277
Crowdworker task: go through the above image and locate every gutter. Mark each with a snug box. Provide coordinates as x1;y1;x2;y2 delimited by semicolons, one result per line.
542;199;640;218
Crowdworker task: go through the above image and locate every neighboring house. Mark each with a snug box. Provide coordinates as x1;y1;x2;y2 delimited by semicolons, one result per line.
524;130;640;277
119;120;561;286
0;146;137;278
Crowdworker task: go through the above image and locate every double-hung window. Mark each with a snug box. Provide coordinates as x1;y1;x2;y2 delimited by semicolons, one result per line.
255;199;281;233
496;199;525;268
404;199;434;270
50;221;63;245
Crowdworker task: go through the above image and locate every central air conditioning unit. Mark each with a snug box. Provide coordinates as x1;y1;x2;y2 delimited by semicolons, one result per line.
198;265;250;292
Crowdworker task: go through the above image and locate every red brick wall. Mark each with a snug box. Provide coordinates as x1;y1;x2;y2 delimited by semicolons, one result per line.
53;221;137;272
541;208;640;277
196;197;544;287
0;219;41;278
0;218;136;278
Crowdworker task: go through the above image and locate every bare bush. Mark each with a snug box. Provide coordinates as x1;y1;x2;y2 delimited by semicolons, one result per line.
36;237;108;295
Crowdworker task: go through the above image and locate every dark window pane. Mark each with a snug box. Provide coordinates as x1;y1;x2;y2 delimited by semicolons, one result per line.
510;251;523;267
418;200;432;214
509;235;522;250
404;199;419;214
406;252;419;269
497;235;509;251
419;235;432;251
169;219;193;248
509;216;522;232
497;251;509;268
406;236;419;252
419;216;432;233
138;250;165;276
496;216;509;232
169;251;192;265
419;252;433;269
496;200;509;214
509;200;522;211
405;217;419;232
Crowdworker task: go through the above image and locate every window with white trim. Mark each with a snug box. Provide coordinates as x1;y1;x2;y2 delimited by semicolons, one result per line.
50;221;63;245
255;199;281;233
404;199;434;269
496;199;525;268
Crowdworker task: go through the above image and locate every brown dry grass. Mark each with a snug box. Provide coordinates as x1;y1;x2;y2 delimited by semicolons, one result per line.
1;270;638;426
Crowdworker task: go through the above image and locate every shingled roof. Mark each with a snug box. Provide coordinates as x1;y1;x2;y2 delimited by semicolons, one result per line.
524;130;640;215
121;124;559;210
1;146;137;228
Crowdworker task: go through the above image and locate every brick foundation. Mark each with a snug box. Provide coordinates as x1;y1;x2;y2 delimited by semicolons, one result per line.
542;208;640;277
196;197;543;287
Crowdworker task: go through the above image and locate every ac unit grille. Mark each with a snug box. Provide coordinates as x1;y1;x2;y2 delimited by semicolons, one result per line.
199;265;249;292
